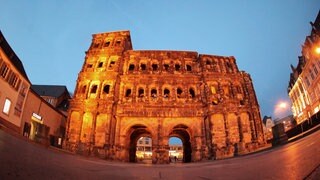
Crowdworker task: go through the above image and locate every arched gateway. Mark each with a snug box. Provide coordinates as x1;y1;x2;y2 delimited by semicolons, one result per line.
64;30;266;163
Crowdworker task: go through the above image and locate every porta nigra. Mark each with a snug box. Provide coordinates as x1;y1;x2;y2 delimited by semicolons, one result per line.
64;30;266;164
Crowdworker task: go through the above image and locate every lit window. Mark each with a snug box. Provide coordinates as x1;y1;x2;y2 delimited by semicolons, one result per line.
3;98;11;115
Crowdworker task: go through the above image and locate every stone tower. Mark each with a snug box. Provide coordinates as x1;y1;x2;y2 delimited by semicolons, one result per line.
65;30;265;163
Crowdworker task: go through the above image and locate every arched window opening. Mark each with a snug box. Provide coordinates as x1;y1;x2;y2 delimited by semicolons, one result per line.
98;62;103;68
152;64;158;71
226;62;233;72
90;85;97;94
109;61;115;68
129;64;135;71
164;64;169;71
206;59;211;65
164;88;170;98
115;40;121;46
189;88;195;98
175;64;181;71
103;85;110;94
186;65;192;71
138;88;144;97
104;41;110;47
177;88;183;98
151;89;157;98
125;89;132;97
81;85;87;94
140;63;147;71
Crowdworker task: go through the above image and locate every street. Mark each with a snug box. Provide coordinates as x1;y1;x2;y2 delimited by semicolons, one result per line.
0;128;319;180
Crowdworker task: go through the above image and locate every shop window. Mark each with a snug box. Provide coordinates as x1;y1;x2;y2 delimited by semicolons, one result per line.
98;62;103;68
175;64;181;71
138;88;144;97
140;63;147;71
177;88;183;98
90;85;97;94
164;89;170;98
151;89;157;98
164;64;169;71
186;65;192;72
3;98;11;115
125;89;132;97
152;64;158;71
103;85;110;94
129;64;135;71
189;88;195;98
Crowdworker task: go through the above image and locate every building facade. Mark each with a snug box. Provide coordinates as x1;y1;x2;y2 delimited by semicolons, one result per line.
65;30;266;163
21;85;70;147
288;11;320;124
0;31;30;133
0;31;69;147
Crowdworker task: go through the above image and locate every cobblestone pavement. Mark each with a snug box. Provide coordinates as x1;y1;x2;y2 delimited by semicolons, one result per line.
0;127;319;180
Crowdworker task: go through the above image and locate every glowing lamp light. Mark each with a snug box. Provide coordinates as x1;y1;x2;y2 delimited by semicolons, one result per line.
315;47;320;54
279;102;287;109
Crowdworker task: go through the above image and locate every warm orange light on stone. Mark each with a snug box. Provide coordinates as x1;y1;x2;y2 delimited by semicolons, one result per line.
64;30;266;164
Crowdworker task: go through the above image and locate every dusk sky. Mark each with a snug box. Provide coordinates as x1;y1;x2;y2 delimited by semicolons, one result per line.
0;1;319;119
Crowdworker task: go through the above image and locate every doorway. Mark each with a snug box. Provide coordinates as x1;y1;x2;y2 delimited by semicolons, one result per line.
169;125;192;163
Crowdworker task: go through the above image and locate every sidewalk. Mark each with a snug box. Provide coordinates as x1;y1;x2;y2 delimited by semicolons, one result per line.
288;123;320;143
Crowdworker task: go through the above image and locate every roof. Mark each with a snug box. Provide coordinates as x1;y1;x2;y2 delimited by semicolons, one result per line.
31;85;70;98
0;30;30;83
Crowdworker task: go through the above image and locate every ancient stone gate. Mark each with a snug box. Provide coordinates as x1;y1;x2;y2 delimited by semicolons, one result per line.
64;30;265;163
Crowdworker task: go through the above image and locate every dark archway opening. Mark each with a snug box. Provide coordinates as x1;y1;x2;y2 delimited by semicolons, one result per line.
128;125;151;163
170;125;192;163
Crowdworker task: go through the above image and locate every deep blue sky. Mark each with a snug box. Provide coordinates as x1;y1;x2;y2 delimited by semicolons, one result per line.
0;1;319;119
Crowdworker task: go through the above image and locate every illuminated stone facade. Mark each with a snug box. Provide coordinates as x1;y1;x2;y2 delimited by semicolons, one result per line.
65;30;265;163
288;11;320;124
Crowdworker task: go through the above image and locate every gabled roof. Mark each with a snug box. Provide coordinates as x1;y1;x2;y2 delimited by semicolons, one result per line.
0;30;30;83
31;85;70;98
